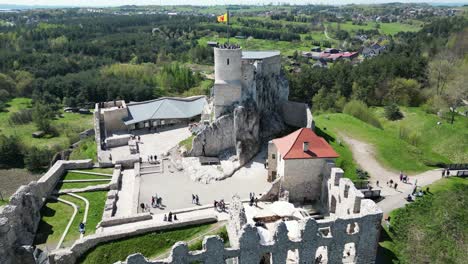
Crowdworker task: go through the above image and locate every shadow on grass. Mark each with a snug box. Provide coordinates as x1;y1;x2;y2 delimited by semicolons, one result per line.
314;126;335;143
33;201;58;245
376;227;398;264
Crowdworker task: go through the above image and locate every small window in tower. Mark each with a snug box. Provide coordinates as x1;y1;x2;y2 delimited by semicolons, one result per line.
227;58;230;65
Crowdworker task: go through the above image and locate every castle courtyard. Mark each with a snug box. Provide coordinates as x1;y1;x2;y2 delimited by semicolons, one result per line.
138;150;271;212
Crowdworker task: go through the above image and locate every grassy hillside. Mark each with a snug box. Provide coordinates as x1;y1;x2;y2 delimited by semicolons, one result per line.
0;98;93;149
314;107;467;173
379;177;468;263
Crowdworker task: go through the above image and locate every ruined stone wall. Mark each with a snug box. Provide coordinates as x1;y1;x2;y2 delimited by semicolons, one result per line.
0;160;94;264
190;114;236;157
121;200;382;264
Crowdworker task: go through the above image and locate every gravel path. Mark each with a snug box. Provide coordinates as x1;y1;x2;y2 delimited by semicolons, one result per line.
341;135;447;215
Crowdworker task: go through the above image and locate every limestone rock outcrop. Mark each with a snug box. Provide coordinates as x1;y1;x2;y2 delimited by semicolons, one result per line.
234;101;260;166
190;114;235;157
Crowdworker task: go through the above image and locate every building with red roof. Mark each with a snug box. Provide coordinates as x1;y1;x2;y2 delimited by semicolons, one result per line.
267;128;339;202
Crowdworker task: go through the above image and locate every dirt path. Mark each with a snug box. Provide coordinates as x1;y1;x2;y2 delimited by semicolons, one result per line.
340;135;446;215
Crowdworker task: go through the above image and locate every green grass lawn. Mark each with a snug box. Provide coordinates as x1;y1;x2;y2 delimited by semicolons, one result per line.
198;36;319;56
0;98;93;149
57;168;113;190
35;198;74;248
314;111;455;174
69;137;98;162
79;223;218;264
374;107;468;164
62;191;107;247
328;21;422;35
378;177;468;263
314;127;358;182
35;191;107;249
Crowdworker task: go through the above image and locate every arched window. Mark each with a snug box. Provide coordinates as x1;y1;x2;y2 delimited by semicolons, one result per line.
227;58;229;65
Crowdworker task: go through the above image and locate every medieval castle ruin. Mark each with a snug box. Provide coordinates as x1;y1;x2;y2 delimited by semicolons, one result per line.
0;45;382;264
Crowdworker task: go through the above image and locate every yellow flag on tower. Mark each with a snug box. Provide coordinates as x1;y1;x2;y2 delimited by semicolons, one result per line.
217;13;228;23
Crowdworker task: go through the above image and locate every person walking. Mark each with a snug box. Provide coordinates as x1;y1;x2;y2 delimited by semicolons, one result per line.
446;169;450;176
442;169;446;178
214;200;218;210
174;214;178;221
195;195;199;205
168;212;173;222
192;194;196;204
163;214;167;221
255;197;259;207
376;180;379;187
399;172;403;181
394;183;398;190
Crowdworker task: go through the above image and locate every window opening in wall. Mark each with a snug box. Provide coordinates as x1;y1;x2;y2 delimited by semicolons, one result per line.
319;227;332;238
342;242;356;263
315;246;328;264
330;195;337;213
344;185;350;198
227;58;230;65
346;222;359;235
272;154;276;159
287;249;299;263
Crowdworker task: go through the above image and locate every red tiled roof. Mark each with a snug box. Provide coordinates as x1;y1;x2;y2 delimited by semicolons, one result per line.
272;128;339;160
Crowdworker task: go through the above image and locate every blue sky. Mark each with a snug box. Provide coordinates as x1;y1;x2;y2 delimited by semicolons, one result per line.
1;1;467;7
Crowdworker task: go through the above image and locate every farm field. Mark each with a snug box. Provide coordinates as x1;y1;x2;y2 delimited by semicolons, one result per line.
328;21;422;35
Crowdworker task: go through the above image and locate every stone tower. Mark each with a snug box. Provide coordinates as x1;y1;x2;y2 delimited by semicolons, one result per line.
213;47;242;118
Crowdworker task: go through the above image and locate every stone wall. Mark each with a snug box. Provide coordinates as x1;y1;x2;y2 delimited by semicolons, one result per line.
121;214;382;264
49;215;218;264
280;101;314;129
190;114;236;157
0;160;94;264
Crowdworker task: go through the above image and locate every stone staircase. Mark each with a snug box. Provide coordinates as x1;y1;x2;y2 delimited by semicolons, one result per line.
139;162;163;175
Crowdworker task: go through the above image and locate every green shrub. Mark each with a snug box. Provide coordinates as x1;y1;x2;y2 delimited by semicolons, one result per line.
343;100;382;128
384;104;404;121
0;135;24;168
8;109;33;124
24;147;53;171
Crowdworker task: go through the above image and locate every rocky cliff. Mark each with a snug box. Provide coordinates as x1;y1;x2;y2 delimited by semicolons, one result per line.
190;69;289;167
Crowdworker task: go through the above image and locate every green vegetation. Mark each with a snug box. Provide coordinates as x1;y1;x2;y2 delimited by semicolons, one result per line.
314;127;358;182
380;177;468;263
315;112;452;174
79;224;219;264
328;21;421;36
57;168;113;190
0;199;9;206
35;191;107;248
0;98;93;149
179;135;195;151
69;138;98;162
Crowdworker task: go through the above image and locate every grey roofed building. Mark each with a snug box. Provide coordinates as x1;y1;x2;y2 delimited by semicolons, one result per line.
123;96;207;125
242;51;280;60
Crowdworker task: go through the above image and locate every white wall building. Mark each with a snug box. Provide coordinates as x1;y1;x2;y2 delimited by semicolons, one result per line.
267;128;339;203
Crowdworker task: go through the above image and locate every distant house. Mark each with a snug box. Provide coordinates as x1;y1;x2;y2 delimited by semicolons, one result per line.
362;43;386;58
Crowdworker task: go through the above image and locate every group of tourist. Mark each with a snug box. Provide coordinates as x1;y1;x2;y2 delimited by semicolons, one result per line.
192;194;200;205
163;212;178;222
214;199;227;212
386;179;398;190
249;192;259;207
399;172;409;183
147;154;158;164
152;194;163;208
130;135;141;141
406;186;430;202
441;168;451;177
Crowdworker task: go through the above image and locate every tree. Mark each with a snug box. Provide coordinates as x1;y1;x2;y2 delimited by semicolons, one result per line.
0;135;24;168
386;78;421;106
384;103;404;121
428;52;456;96
24;147;52;171
32;104;55;134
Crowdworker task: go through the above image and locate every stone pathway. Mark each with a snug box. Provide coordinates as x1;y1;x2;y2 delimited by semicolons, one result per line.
341;135;455;215
54;196;78;250
114;169;136;217
67;193;89;239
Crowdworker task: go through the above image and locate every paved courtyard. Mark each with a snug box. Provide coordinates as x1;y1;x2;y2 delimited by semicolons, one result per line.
108;125;192;162
139;153;272;212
